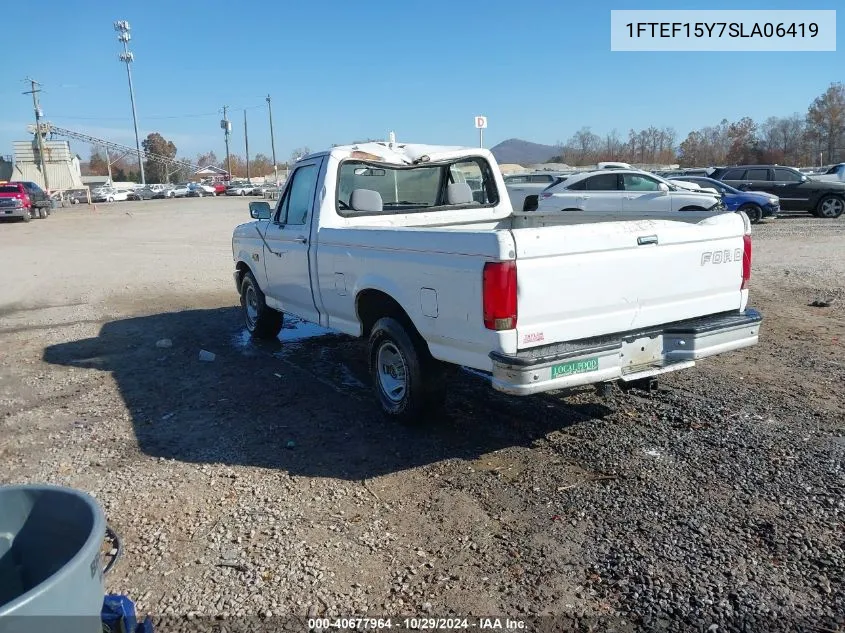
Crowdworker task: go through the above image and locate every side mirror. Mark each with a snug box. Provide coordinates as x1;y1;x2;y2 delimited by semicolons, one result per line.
658;183;670;193
249;201;272;220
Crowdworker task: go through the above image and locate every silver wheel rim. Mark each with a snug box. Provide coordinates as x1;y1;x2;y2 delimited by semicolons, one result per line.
819;198;843;218
244;285;259;330
376;341;407;403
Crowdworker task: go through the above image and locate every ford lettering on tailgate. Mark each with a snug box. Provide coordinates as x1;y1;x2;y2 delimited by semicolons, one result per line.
701;249;742;265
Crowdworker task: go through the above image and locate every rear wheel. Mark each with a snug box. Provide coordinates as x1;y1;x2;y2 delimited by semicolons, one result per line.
240;271;283;339
368;316;446;424
816;195;844;219
739;203;763;224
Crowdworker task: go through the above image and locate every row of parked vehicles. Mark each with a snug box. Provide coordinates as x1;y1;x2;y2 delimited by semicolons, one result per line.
75;181;278;204
503;162;845;222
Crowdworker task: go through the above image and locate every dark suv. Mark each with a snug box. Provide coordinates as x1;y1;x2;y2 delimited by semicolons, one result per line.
708;165;844;218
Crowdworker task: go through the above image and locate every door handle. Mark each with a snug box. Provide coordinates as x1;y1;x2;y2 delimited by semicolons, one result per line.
580;195;591;200
294;236;307;244
637;235;658;246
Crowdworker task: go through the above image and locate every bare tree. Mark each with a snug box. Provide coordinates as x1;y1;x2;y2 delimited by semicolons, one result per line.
806;82;845;163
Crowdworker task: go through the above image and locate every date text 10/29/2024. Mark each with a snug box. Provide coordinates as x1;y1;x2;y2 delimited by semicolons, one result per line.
307;618;526;630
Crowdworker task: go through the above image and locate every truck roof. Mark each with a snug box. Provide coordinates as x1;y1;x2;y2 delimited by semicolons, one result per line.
299;142;494;166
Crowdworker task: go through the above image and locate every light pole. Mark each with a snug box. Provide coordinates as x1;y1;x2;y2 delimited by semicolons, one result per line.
114;20;145;185
266;95;278;184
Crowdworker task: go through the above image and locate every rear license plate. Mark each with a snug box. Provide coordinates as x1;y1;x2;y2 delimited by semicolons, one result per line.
551;357;598;379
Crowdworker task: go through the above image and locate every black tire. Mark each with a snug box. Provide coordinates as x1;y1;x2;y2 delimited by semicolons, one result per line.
21;209;32;222
240;271;283;339
240;190;246;196
739;203;763;224
368;316;446;424
37;208;48;219
816;195;844;219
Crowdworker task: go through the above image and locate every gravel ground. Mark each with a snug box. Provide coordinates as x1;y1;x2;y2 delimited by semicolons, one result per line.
0;199;842;631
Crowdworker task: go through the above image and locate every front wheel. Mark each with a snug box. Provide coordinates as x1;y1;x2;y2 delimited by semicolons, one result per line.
240;271;283;339
739;203;763;224
21;209;32;222
816;195;844;219
368;317;446;424
240;190;246;196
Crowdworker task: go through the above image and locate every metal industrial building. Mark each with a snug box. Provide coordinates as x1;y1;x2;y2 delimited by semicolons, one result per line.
4;139;84;191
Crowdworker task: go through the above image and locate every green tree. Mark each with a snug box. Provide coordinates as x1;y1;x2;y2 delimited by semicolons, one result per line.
141;133;177;184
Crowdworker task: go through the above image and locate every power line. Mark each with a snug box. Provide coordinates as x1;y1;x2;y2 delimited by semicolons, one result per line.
51;111;220;121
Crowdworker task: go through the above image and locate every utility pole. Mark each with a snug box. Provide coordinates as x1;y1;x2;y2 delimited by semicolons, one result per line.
244;110;251;183
266;94;278;184
114;21;145;185
23;78;50;192
221;106;232;182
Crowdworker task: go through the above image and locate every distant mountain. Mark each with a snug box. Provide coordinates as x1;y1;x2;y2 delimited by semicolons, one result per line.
490;138;559;166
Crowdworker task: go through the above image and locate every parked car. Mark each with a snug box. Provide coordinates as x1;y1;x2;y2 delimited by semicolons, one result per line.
813;163;845;183
669;176;779;224
503;171;570;212
232;141;760;422
708;165;845;218
186;183;217;197
165;183;191;198
94;188;132;202
127;187;156;201
226;182;253;196
0;182;48;221
532;169;725;223
212;183;228;196
250;184;269;196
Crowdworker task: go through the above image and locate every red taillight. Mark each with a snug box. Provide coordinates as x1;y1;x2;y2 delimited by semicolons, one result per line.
483;261;517;330
741;234;752;290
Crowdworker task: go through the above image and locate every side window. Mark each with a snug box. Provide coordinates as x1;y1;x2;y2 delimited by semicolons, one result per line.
773;168;802;182
584;173;620;191
565;178;586;191
745;168;769;181
622;174;661;191
505;175;529;184
529;174;553;183
722;169;746;180
449;158;498;205
277;164;318;225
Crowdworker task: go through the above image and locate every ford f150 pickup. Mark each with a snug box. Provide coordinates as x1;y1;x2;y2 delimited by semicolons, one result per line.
232;142;761;422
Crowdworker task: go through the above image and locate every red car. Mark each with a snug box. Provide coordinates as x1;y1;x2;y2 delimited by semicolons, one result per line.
212;183;227;195
0;181;50;222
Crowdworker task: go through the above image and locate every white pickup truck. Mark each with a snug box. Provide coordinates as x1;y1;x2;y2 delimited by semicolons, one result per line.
232;142;761;422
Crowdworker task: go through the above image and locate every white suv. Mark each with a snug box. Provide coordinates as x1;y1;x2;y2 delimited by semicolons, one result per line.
533;169;725;222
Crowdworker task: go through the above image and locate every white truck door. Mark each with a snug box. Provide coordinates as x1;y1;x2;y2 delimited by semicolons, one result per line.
262;158;323;323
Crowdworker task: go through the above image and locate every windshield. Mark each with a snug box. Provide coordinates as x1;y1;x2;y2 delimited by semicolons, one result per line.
0;185;21;194
337;157;499;214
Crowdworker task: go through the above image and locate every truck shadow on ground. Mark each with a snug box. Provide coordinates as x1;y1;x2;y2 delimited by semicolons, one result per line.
42;307;612;480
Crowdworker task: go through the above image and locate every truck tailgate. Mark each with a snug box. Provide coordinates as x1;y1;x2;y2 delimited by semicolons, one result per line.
512;214;749;350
